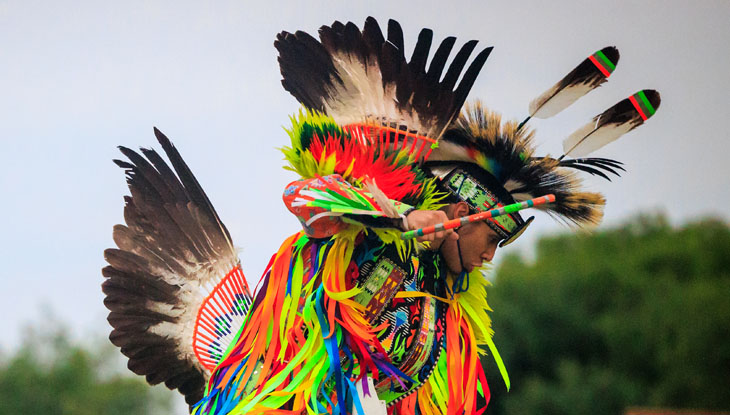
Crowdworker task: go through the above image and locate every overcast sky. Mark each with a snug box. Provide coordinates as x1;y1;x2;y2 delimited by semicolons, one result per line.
1;0;729;358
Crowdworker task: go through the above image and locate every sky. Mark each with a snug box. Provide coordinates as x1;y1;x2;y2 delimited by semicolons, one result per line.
1;0;728;376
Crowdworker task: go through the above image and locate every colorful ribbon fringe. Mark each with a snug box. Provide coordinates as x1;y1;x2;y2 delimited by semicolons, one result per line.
191;224;508;415
193;231;409;415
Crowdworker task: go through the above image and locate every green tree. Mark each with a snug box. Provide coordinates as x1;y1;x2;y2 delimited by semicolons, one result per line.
0;323;174;415
483;215;730;415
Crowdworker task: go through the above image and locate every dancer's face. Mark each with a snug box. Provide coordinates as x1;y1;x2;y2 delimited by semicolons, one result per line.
439;202;501;274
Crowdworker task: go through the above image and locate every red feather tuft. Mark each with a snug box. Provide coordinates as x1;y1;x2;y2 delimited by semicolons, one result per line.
305;124;429;202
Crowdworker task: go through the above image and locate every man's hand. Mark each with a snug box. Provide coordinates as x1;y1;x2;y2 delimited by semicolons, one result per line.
405;210;459;244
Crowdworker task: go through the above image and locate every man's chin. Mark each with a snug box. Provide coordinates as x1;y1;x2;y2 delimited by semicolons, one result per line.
446;264;472;274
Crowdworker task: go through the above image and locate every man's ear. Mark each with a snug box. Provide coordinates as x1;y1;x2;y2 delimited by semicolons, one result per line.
454;201;471;218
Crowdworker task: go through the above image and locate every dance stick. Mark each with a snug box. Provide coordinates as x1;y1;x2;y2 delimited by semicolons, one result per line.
401;194;556;240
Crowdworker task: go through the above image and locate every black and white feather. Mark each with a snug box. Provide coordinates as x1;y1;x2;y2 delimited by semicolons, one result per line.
275;17;493;141
557;157;625;181
562;89;661;157
529;46;619;119
102;128;242;406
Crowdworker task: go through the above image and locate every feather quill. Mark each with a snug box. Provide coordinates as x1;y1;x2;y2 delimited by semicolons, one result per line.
528;47;619;120
562;89;661;158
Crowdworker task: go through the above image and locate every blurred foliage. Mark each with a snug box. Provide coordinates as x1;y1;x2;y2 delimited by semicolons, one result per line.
0;323;174;415
483;214;730;414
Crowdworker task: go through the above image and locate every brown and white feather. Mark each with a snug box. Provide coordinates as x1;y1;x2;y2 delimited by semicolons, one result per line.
275;17;493;146
529;46;619;119
102;128;243;406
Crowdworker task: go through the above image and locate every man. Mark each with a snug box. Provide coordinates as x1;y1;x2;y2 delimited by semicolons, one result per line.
408;204;499;273
103;17;659;415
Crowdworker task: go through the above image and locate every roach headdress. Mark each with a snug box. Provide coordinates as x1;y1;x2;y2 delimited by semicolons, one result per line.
425;73;660;244
277;17;661;245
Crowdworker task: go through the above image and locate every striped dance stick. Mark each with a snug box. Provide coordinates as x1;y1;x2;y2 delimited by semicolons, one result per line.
401;194;556;240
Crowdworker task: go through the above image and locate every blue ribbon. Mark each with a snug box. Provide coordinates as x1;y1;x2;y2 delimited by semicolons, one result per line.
452;269;470;294
315;287;348;415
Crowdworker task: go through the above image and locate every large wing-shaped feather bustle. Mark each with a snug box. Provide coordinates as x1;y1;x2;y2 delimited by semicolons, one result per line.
102;128;246;406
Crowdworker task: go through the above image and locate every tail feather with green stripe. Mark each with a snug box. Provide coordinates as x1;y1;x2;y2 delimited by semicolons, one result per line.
561;89;661;158
528;46;619;120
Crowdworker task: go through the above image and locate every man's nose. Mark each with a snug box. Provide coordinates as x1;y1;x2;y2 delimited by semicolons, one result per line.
482;244;497;262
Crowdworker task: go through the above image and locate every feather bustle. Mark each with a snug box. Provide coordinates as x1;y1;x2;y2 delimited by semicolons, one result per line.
276;17;493;145
104;128;248;406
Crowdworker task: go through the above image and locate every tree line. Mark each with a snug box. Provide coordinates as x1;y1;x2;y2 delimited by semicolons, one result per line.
483;215;730;414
